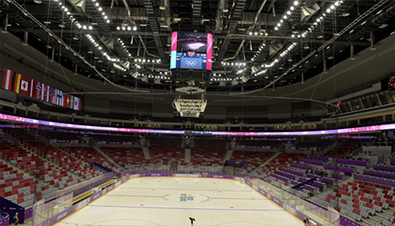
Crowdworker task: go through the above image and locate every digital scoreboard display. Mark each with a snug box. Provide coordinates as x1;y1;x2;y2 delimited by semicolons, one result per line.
170;31;213;72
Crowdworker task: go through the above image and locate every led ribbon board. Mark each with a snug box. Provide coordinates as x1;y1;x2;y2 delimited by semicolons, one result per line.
0;113;390;136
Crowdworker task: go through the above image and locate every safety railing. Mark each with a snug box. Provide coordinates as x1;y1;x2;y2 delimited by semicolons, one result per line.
247;177;340;226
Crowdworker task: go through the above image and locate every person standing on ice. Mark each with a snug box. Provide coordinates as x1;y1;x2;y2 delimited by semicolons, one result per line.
189;217;196;226
12;213;19;226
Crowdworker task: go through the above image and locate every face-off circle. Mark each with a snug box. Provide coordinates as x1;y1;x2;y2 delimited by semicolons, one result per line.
162;193;212;203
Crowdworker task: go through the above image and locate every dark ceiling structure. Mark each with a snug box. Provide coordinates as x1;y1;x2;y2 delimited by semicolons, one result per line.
0;0;394;92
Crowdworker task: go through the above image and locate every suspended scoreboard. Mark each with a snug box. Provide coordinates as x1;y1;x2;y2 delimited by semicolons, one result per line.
172;98;207;118
170;31;213;80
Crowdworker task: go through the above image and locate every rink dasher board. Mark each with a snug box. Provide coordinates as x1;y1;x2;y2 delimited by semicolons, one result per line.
36;174;320;226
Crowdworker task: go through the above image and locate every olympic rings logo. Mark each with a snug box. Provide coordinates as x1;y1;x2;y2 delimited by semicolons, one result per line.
185;60;198;66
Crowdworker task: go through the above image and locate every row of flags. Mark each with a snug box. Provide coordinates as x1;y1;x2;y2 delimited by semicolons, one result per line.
2;68;81;110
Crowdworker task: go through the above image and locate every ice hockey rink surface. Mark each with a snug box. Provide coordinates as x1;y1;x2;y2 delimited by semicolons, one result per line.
55;177;305;226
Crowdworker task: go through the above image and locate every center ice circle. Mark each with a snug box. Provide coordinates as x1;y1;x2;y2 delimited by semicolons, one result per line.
162;193;212;203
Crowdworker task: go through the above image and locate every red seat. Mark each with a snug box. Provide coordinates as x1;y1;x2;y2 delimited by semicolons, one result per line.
366;202;374;209
352;203;360;209
353;208;361;214
386;199;395;206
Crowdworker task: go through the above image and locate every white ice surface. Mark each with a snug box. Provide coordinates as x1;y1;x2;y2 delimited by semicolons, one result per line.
55;177;304;226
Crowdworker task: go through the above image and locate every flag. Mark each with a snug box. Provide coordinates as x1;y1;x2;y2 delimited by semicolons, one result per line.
41;84;46;101
63;93;71;108
51;88;57;104
29;79;34;97
34;81;42;99
69;96;74;109
47;86;53;103
2;69;13;90
13;73;22;93
57;90;64;106
19;75;30;96
45;85;51;102
74;96;81;110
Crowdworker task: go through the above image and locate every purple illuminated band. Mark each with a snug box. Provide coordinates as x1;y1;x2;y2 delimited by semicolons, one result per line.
0;113;393;136
0;113;184;134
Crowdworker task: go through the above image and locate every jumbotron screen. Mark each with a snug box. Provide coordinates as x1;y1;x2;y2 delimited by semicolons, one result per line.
170;31;213;71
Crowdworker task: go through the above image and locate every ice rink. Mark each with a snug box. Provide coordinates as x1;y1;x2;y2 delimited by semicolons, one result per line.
55;177;305;226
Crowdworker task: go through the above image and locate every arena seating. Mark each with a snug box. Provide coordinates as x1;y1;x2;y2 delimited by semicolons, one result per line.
187;147;226;169
291;140;333;151
338;139;368;152
4;130;85;189
0;142;40;176
149;146;185;165
313;179;395;223
92;134;139;145
193;138;227;148
255;153;307;177
100;147;146;169
300;153;395;225
0;142;56;207
325;139;368;159
230;151;274;172
63;147;122;172
41;147;102;180
0;162;37;208
41;131;84;144
2;127;394;226
236;140;282;149
0;141;80;189
149;136;181;147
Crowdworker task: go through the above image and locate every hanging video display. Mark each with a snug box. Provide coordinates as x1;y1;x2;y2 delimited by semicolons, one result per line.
170;31;213;71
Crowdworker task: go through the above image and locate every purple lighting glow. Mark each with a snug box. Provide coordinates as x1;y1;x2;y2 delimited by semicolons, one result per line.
0;113;394;136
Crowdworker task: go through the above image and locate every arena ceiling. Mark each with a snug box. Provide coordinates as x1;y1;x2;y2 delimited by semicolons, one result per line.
0;0;394;93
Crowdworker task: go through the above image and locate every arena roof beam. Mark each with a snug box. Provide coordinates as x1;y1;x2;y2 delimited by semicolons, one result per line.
243;0;392;95
84;2;111;33
7;0;147;93
216;0;247;63
215;0;226;31
192;0;202;27
142;0;166;60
